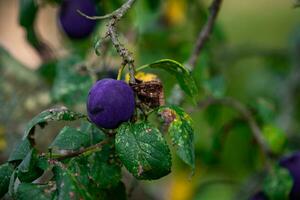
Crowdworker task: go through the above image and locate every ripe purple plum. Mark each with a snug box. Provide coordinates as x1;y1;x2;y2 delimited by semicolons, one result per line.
87;79;135;129
58;0;97;39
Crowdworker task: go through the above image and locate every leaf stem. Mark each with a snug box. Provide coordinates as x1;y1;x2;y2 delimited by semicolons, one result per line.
49;138;110;161
117;65;125;80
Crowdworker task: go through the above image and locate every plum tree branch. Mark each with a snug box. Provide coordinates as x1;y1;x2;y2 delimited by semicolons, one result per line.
188;0;223;69
49;138;110;161
78;0;136;84
195;97;272;165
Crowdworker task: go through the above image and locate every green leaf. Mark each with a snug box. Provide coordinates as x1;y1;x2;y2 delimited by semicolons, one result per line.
79;121;106;145
37;156;50;171
53;164;93;200
16;183;56;200
8;138;31;163
17;149;44;182
68;157;90;187
8;171;17;197
19;0;38;28
50;126;90;150
0;163;15;198
67;156;124;200
23;107;86;139
158;105;195;169
137;59;198;98
262;124;286;154
116;122;171;180
263;166;293;200
88;145;121;189
51;56;93;106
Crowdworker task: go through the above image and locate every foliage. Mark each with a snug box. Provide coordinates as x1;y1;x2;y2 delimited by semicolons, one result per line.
0;0;299;199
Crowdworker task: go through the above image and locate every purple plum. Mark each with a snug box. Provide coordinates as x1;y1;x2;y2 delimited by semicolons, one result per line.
279;151;300;200
87;79;135;129
58;0;97;39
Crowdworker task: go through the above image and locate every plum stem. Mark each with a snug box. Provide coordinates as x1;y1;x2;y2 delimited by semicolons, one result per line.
78;0;137;84
117;65;125;80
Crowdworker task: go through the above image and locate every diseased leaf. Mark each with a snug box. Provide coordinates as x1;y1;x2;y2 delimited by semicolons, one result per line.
16;183;56;200
263;166;293;200
0;163;15;198
67;155;123;199
8;138;31;163
50;126;90;150
88;144;121;189
23;107;85;139
159;105;195;169
68;157;90;187
137;59;198;98
53;164;93;200
116;122;171;180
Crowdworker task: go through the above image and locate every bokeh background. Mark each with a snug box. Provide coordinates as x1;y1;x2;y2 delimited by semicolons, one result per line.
1;0;300;199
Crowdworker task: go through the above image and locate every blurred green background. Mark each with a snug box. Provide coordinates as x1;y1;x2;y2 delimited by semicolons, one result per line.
0;0;300;199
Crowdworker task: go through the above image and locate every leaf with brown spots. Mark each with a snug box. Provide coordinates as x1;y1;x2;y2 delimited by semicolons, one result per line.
158;105;195;171
115;122;172;180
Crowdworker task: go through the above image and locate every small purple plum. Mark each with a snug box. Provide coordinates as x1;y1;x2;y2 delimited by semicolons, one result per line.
279;151;300;200
87;79;135;129
58;0;97;39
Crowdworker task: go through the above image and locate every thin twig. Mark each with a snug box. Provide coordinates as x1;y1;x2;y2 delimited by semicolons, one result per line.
78;0;136;84
107;18;135;83
51;139;110;161
194;97;272;166
77;0;135;20
188;0;223;68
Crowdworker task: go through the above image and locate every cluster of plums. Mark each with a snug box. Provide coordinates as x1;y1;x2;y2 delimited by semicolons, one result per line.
251;152;300;200
58;0;98;39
